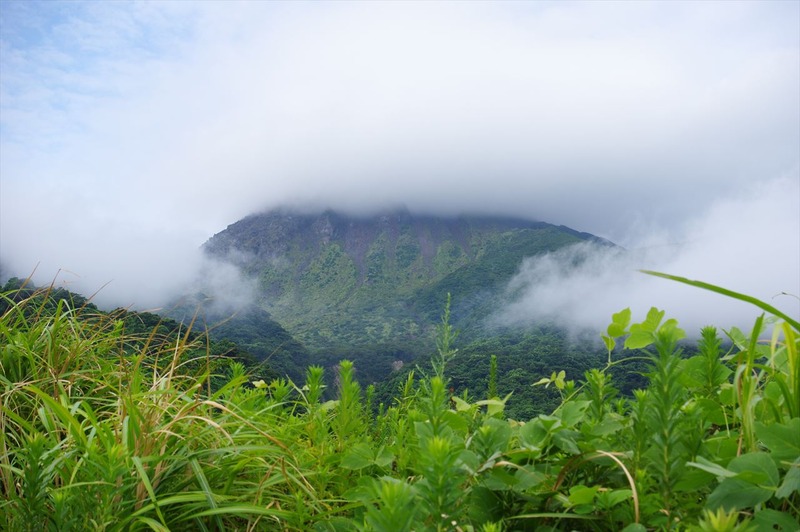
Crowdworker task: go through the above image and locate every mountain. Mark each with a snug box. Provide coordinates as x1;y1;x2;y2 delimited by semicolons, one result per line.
201;208;616;404
165;295;311;382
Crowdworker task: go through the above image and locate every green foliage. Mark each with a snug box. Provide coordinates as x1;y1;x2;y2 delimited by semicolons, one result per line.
0;285;309;530
488;354;499;400
447;327;603;419
2;274;799;530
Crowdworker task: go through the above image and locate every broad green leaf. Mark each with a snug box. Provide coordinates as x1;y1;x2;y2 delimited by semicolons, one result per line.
624;309;665;349
659;318;686;344
674;467;716;492
726;327;749;351
596;489;632;509
514;464;546;491
704;434;740;463
707;478;772;510
764;380;783;404
319;400;337;412
509;512;601;522
481;467;518;491
476;417;512;455
468;486;504;523
553;430;581;455
443;410;470;435
414;420;433;442
695;397;729;425
679;356;707;388
642;307;666;331
776;460;800;499
573;504;595;515
728;452;780;487
607;308;631;337
624;330;654;350
755;419;800;463
518;419;550;452
312;517;360;532
458;448;481;473
752;509;800;531
451;396;472;412
340;442;374;470
718;383;737;406
588;417;624;437
620;524;647;532
601;335;616;353
340;443;394;471
694;398;728;426
475;398;507;418
537;415;562;432
374;446;395;469
568;485;598;506
344;476;382;504
559;400;590;428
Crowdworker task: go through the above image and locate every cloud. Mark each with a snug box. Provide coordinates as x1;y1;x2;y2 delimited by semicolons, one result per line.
1;1;798;308
170;253;259;318
493;176;800;336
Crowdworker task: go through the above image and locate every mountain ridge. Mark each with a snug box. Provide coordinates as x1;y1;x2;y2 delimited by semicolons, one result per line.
202;208;613;362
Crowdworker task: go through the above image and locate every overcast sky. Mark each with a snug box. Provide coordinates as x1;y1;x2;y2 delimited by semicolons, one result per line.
1;1;798;330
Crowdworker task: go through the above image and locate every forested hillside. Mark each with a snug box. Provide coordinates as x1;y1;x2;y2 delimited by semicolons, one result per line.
165;293;311;383
200;209;616;415
203;209;604;349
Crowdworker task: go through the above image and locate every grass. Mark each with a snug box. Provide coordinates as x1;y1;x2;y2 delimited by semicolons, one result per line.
1;278;798;530
0;286;316;530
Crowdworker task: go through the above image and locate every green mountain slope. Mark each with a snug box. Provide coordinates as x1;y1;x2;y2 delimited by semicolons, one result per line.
202;209;613;395
204;210;599;346
165;296;311;382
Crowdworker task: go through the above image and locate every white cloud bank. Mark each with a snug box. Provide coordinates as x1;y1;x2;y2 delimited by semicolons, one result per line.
494;176;800;335
0;1;798;309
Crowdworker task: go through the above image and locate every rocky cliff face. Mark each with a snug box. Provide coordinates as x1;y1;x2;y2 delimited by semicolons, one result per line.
203;208;604;353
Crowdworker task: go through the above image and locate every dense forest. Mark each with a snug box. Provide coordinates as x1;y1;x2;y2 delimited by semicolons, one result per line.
1;274;798;530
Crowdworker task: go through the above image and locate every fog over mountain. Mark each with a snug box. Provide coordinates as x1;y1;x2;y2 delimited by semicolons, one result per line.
495;177;799;334
1;1;798;332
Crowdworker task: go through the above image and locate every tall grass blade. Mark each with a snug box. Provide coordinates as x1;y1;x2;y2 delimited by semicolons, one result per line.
641;270;800;331
132;455;167;526
190;458;224;530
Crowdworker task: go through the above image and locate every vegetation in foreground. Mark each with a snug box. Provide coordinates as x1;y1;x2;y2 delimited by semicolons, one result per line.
1;275;798;531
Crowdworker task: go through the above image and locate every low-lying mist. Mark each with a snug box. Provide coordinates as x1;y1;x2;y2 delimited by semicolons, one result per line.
493;176;800;337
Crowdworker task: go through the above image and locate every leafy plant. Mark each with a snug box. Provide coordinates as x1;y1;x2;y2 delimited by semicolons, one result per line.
2;272;798;530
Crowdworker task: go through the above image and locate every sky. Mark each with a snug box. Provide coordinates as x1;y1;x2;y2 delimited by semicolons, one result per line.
0;1;798;331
